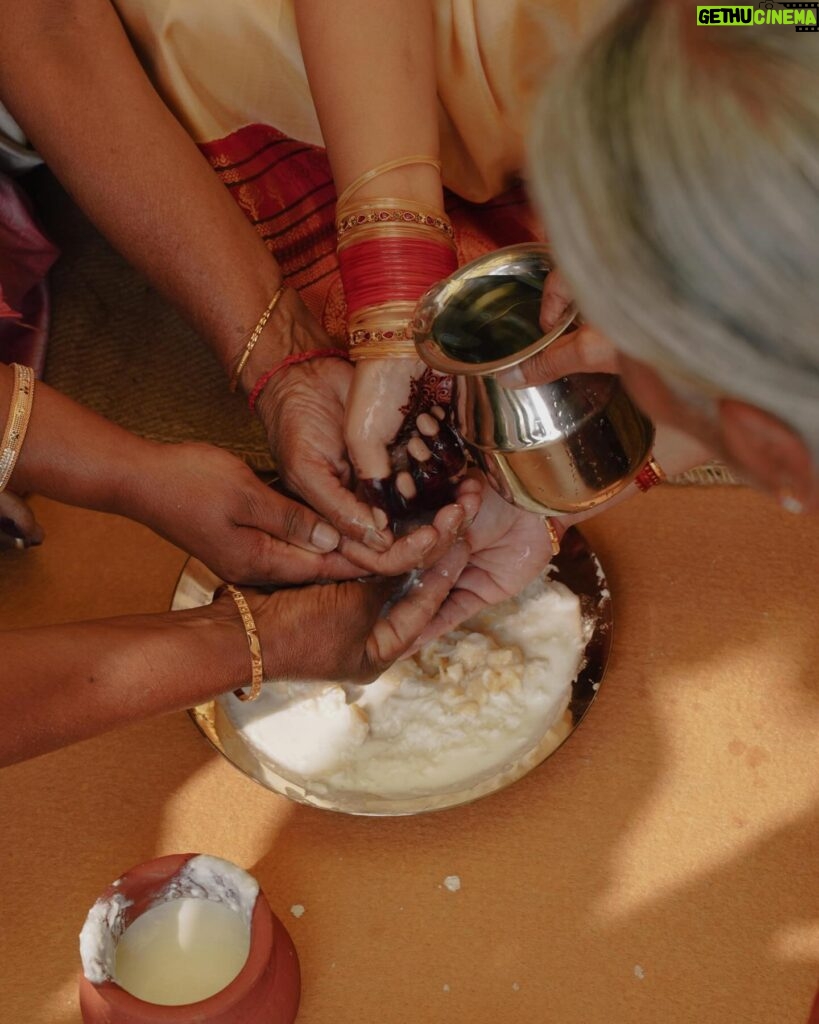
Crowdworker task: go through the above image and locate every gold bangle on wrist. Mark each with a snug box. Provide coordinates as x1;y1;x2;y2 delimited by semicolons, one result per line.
229;284;287;393
347;300;421;360
545;518;561;558
0;363;35;494
335;155;442;213
225;584;264;702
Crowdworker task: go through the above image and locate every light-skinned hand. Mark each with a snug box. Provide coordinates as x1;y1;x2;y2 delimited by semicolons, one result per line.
498;270;620;388
409;473;553;647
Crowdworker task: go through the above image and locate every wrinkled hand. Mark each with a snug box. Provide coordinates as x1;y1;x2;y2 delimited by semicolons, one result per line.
240;287;392;550
498;270;619;388
410;473;552;646
257;354;471;575
244;540;471;684
256;352;388;543
127;440;367;585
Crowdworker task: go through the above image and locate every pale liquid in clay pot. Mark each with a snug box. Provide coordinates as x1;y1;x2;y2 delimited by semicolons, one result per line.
114;898;251;1005
78;853;300;1024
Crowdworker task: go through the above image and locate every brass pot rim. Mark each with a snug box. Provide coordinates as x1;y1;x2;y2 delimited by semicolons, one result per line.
413;242;576;377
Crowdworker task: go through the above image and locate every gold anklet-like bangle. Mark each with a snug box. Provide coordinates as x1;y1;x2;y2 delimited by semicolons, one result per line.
225;584;264;702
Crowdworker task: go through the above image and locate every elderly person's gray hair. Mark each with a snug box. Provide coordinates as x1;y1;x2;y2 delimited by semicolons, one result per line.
526;0;819;458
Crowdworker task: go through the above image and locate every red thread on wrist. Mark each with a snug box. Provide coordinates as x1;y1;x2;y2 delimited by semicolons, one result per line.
248;348;351;413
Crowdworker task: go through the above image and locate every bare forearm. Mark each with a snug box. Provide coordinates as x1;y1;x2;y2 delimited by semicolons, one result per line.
0;602;247;766
0;0;284;375
0;361;153;515
296;0;443;206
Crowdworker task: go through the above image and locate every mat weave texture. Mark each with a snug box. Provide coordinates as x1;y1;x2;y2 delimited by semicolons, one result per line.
32;170;275;471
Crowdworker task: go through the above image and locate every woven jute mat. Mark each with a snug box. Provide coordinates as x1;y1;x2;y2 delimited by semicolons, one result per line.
26;168;736;487
28;169;275;472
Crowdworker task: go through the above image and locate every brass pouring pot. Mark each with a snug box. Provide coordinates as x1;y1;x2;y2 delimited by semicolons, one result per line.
414;244;654;516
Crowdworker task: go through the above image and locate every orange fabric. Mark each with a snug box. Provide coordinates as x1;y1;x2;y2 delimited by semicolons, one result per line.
114;0;609;202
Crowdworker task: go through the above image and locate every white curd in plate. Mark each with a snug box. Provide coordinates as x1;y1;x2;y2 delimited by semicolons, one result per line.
219;574;587;798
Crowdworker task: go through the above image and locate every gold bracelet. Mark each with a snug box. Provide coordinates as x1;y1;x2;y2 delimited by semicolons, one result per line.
337;222;456;251
336;155;442;212
348;341;419;361
347;300;418;326
225;584;264;702
545;518;561;558
347;298;420;359
228;284;287;393
336;206;455;246
0;363;35;494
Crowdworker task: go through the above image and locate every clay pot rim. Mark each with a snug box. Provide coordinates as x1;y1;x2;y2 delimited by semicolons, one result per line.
83;853;273;1018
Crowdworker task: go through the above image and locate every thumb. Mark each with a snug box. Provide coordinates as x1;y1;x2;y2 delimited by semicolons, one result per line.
365;541;470;669
244;478;341;554
497;325;620;388
0;490;44;549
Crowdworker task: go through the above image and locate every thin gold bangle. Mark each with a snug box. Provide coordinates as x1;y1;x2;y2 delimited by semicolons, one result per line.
348;342;419;361
347;300;418;325
229;284;287;393
336;205;455;245
336;155;442;213
0;363;35;494
225;584;264;702
336;222;456;251
545;518;561;558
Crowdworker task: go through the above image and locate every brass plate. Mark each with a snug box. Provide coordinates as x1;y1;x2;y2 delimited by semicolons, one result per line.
172;527;612;816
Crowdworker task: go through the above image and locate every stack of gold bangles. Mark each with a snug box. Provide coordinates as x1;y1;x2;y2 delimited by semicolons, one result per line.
0;363;36;498
335;155;458;361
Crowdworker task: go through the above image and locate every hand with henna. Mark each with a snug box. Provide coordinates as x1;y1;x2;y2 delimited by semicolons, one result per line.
255;344;474;577
349;364;469;532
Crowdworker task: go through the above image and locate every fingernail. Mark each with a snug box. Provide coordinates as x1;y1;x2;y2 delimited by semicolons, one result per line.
449;503;467;533
311;521;341;552
373;508;389;530
0;517;24;540
416;413;439;437
364;525;392;552
407;436;432;462
395;471;416;501
415;532;437;555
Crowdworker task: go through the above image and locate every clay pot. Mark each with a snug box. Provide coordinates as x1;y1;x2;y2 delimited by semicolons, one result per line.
78;853;300;1024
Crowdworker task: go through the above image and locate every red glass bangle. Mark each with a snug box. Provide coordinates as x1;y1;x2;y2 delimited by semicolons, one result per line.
248;348;351;413
634;456;666;492
338;237;457;315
